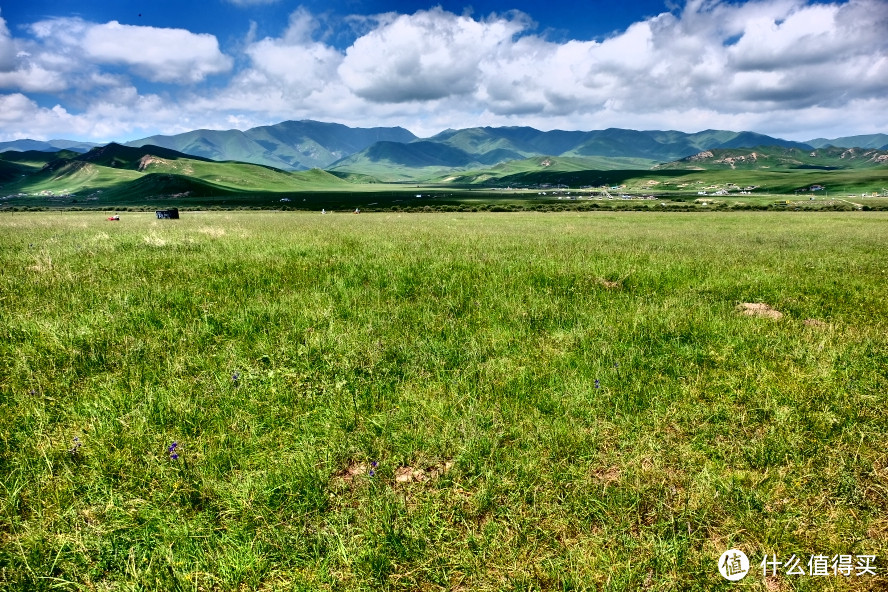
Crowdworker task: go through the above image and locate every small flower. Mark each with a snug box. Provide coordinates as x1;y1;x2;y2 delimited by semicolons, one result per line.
369;460;378;477
614;362;619;368
168;441;179;460
70;436;82;455
170;452;179;461
232;372;240;386
594;379;600;389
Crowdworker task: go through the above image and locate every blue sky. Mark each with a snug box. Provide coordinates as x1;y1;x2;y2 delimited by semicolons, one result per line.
0;0;886;142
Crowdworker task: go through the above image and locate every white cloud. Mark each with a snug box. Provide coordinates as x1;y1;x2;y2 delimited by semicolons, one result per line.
82;21;232;83
3;1;888;142
0;63;69;93
339;8;528;103
0;12;16;71
242;9;342;91
25;17;232;84
462;0;888;129
0;93;77;140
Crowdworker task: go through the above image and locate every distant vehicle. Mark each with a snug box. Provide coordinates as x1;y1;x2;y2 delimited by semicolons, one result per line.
156;208;179;219
107;215;120;221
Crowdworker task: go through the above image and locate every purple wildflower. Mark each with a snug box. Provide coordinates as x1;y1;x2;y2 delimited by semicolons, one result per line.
595;379;600;389
168;441;179;460
70;436;82;455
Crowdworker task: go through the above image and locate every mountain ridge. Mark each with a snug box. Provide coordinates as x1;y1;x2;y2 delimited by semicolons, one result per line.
2;121;886;175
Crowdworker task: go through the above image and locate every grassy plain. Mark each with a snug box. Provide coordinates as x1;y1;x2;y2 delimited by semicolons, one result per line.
1;211;887;590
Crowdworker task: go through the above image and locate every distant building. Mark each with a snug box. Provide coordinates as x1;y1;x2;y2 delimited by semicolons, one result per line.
156;208;179;219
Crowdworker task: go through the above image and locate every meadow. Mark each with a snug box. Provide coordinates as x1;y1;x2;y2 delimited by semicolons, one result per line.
1;210;886;591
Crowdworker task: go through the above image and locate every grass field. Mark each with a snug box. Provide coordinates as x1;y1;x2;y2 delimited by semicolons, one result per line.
1;211;886;590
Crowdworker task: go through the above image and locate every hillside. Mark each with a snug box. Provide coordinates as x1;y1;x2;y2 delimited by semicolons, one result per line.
326;140;532;181
0;139;98;153
438;155;659;184
805;134;888;150
6;123;887;180
0;143;352;203
654;146;888;171
127;120;417;171
331;127;816;178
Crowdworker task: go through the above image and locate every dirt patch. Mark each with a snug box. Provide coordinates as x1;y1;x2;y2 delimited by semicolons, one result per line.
803;318;828;328
394;461;453;485
737;302;783;319
764;575;789;591
591;466;621;485
597;278;621;289
333;461;368;484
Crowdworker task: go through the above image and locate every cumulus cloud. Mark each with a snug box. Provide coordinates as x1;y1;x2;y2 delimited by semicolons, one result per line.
84;21;232;83
0;12;16;71
463;0;888;124
26;17;232;84
242;9;342;90
3;1;888;141
188;1;887;138
339;8;527;103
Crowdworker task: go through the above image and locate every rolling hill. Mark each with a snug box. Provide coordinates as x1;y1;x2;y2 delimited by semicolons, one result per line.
0;143;352;203
127;120;417;171
5;121;886;180
0;139;98;153
653;146;888;171
805;134;888;150
333;127;816;177
435;155;661;184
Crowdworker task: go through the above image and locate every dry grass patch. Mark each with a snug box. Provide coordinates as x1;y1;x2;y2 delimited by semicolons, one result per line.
394;461;454;485
333;460;370;485
737;302;783;319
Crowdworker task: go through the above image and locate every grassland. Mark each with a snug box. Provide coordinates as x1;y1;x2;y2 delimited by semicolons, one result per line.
3;146;887;213
1;211;887;590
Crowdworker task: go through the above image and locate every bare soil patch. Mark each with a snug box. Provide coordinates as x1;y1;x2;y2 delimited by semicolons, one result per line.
737;302;783;319
394;461;453;485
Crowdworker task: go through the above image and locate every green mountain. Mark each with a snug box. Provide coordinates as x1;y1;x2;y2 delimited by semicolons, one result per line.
653;146;888;171
0;143;351;202
127;120;417;171
0;139;98;153
326;140;529;180
333;127;815;177
438;155;659;184
805;134;888;150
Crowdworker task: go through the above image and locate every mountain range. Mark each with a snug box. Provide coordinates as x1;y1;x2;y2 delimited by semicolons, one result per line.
0;142;349;202
1;121;886;175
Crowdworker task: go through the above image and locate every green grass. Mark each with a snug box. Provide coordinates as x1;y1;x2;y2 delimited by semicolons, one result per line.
1;211;887;590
